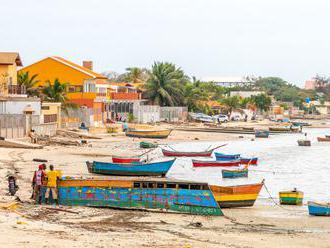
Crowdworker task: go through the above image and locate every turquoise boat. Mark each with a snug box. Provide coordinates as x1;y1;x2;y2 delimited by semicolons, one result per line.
222;169;248;178
86;159;175;177
57;177;224;216
215;152;241;161
308;201;330;216
255;130;269;138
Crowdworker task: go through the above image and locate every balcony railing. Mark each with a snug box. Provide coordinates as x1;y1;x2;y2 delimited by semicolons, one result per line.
8;85;26;95
110;92;141;100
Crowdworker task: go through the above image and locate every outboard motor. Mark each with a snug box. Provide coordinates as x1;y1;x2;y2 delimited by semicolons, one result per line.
8;175;18;196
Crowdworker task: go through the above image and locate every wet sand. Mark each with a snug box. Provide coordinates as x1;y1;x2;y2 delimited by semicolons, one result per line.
0;129;329;248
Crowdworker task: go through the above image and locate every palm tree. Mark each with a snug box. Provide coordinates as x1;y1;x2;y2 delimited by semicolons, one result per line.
17;71;39;96
144;62;189;106
220;96;241;116
125;67;148;84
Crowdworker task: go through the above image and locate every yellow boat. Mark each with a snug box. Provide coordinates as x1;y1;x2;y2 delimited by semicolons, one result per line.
126;129;172;139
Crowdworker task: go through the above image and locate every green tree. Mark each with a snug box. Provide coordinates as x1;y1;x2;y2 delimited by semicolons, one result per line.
220;96;241;115
144;62;189;106
17;71;40;96
125;67;149;85
251;94;272;112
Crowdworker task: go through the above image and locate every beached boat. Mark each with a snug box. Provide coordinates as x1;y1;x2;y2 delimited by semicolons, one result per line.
112;156;141;164
140;141;158;149
192;160;240;167
162;145;225;157
297;140;311;146
215;152;240;161
326;135;330;138
255;130;269;138
86;159;175;177
279;189;303;205
126;129;172;139
57;177;223;216
308;201;330;216
240;157;258;165
210;180;264;208
222;168;248;178
317;137;330;142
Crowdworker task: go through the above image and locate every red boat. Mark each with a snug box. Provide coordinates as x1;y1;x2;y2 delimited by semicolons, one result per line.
317;137;330;142
192;160;240;167
112;156;141;163
162;144;226;157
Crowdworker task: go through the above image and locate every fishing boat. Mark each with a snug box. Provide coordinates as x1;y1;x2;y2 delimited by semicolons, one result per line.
126;129;172;139
57;177;224;216
279;189;303;205
297;140;311;146
86;159;175;177
192;159;240;167
214;152;240;161
210;180;264;208
317;137;330;142
308;201;330;216
326;135;330;138
162;144;225;157
255;130;269;138
222;168;248;178
140;141;158;149
112;156;141;164
240;157;258;165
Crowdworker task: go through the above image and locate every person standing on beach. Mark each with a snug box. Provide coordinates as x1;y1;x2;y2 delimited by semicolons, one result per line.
45;165;59;205
32;164;46;204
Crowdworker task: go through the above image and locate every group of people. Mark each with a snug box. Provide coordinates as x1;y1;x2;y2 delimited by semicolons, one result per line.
31;164;60;205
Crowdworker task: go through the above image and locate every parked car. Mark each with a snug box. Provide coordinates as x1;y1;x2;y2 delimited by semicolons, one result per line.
212;114;229;123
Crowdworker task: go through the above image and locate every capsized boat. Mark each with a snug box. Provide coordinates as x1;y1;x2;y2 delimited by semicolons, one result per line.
192;160;240;167
222;168;248;178
140;141;158;149
317;137;330;142
210;180;264;208
240;157;258;165
162;144;226;157
112;156;141;164
279;189;303;205
255;130;269;138
215;152;240;161
86;159;175;177
297;140;311;146
126;129;172;139
57;177;224;216
308;201;330;216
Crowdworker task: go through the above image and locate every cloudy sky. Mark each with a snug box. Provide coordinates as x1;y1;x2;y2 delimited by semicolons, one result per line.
1;0;330;86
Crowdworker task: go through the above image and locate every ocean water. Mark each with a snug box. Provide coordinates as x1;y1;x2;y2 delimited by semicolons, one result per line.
165;128;330;203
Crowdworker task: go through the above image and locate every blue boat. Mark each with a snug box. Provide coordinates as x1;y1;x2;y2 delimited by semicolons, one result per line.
222;169;248;178
308;201;330;216
86;159;175;177
215;152;240;161
57;177;224;216
255;130;269;138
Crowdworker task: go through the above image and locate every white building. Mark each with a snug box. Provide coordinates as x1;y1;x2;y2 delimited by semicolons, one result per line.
201;76;254;87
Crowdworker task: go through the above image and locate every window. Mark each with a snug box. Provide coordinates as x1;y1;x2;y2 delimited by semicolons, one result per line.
68;86;75;93
142;182;148;188
133;182;140;188
157;183;165;188
178;184;189;189
41;106;50;110
166;183;177;189
44;114;57;123
148;182;155;188
190;184;202;190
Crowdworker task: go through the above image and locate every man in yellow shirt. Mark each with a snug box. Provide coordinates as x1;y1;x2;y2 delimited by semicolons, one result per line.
45;165;59;205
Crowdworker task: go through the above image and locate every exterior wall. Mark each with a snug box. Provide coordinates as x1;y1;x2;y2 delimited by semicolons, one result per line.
160;107;188;122
0;114;26;139
133;104;160;123
110;92;140;100
41;102;61;127
0;64;17;84
230;91;265;98
0;99;41;115
305;79;316;90
67;92;96;108
32;123;57;136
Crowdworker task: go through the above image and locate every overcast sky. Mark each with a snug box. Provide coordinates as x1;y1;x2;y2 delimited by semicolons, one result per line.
1;0;330;86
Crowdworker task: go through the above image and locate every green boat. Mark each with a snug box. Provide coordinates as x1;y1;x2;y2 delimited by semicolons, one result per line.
140;141;158;149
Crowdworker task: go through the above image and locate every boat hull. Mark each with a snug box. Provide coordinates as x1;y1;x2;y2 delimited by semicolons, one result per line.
308;201;330;216
279;191;303;205
222;169;248;178
297;140;311;146
126;129;172;139
317;137;330;142
210;181;264;208
87;159;175;177
57;178;223;216
140;141;158;148
112;157;141;163
192;160;240;167
162;149;213;157
255;130;269;138
240;157;258;165
215;152;240;161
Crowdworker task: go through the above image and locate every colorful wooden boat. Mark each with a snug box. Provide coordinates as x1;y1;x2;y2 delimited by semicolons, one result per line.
126;129;172;139
86;159;175;177
192;160;240;167
162;144;225;157
112;156;141;164
57;177;223;216
222;168;248;178
297;140;311;146
240;157;258;165
308;201;330;216
317;137;330;142
215;152;240;161
326;135;330;138
210;180;264;208
255;130;269;138
140;141;158;149
279;189;303;205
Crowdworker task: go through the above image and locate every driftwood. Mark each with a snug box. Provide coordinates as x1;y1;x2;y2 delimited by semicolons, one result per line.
56;129;101;140
45;207;79;214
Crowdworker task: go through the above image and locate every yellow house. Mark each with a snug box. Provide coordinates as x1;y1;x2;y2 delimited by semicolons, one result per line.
0;52;23;95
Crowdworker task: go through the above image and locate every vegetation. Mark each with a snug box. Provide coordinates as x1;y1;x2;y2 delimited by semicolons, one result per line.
17;71;40;96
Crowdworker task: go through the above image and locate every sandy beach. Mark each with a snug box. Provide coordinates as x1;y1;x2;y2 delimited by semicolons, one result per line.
0;127;329;248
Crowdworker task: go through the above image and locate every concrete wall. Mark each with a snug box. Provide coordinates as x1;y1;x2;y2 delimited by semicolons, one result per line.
160;107;188;122
133;104;160;123
32;123;57;136
0;114;25;139
0;99;41;115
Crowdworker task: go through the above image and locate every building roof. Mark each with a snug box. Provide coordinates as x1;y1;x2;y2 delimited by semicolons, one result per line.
0;52;23;66
51;56;107;79
201;76;250;83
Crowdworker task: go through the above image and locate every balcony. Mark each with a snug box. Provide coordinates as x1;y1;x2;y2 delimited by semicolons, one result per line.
8;85;27;96
110;92;141;100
